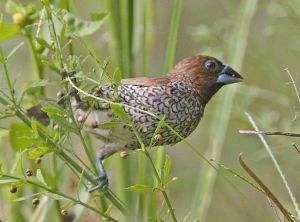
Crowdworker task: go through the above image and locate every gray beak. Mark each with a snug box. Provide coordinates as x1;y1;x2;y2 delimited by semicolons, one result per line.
216;65;243;84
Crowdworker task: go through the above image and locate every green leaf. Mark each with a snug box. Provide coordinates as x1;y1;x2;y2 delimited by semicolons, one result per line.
25;79;49;97
0;23;20;41
40;102;63;115
125;184;152;191
50;114;77;133
56;9;108;37
42;102;78;133
163;155;171;185
25;79;49;90
91;12;107;21
35;37;53;50
27;146;51;159
98;122;125;129
9;123;35;152
110;104;128;119
113;68;122;85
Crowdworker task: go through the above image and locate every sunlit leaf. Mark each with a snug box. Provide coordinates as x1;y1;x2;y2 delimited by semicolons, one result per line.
163;155;171;185
56;9;108;37
41;102;78;133
98;122;125;129
110;104;128;119
35;37;53;50
113;68;122;85
27;146;51;159
25;79;49;90
9;123;35;152
125;184;152;191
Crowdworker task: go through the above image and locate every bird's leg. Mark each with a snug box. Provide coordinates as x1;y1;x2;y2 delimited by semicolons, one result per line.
57;88;78;105
87;143;118;192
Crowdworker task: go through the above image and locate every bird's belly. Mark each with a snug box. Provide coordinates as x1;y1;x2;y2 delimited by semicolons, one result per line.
124;101;204;148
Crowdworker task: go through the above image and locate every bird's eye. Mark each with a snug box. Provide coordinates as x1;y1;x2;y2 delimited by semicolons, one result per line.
204;60;219;72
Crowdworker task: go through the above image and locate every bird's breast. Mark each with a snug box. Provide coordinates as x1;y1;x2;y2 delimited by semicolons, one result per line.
119;80;205;147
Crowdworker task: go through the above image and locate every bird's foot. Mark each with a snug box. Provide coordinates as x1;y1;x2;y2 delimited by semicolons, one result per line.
87;175;109;192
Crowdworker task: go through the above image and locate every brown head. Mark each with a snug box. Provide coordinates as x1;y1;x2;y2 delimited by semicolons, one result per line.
168;55;243;103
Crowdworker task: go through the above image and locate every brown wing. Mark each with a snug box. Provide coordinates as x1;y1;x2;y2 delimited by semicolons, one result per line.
121;77;170;86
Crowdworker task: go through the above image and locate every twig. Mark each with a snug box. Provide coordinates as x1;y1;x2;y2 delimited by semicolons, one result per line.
239;130;300;137
239;154;294;222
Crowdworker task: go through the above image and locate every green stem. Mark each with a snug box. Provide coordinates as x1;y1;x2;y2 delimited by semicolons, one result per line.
144;151;177;222
42;0;63;68
63;87;97;173
0;50;15;100
2;174;117;221
0;94;128;215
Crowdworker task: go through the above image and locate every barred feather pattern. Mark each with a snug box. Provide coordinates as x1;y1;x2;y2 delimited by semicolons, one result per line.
76;80;205;149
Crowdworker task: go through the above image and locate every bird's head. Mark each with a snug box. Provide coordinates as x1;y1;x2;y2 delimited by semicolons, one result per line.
168;55;243;103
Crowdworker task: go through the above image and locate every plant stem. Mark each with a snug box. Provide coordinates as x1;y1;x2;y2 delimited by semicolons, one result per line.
144;151;177;222
2;174;118;222
0;50;15;101
0;92;128;215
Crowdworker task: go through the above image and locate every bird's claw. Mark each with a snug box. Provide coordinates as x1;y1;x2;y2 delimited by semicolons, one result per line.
93;175;107;181
87;177;109;193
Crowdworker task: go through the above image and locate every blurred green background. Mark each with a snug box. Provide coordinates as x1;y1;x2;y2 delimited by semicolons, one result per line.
0;0;300;221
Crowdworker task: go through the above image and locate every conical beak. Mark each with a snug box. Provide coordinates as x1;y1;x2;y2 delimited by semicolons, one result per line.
216;65;243;84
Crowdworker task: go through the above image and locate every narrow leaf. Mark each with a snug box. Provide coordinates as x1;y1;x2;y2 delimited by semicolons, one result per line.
27;146;51;159
163;155;171;185
35;37;53;50
113;68;122;85
56;9;108;37
125;184;152;191
98;122;125;129
110;104;128;119
9;123;35;152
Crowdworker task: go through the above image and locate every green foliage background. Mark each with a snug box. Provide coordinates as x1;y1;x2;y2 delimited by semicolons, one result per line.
0;0;300;221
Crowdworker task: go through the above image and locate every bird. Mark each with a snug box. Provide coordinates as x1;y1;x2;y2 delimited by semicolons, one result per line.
69;55;243;192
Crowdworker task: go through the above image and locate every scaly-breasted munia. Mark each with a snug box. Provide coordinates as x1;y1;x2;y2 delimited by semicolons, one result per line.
72;55;243;192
